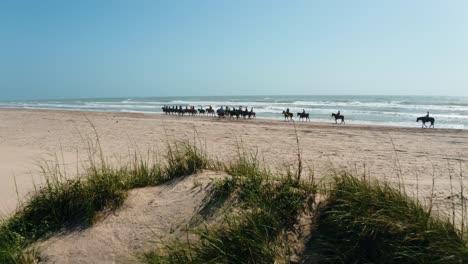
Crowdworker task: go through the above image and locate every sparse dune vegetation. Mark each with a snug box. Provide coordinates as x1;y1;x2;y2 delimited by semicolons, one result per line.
0;138;208;263
1;127;468;263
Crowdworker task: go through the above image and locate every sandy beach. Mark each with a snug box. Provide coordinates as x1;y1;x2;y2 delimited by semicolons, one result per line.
1;108;467;217
2;108;468;262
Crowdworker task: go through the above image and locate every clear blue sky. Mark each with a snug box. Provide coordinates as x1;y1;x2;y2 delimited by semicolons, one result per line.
1;0;467;100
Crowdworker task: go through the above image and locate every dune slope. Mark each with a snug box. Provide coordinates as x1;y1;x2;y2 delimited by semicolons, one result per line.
36;171;227;264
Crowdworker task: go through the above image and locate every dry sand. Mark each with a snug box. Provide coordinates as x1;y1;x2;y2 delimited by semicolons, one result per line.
1;108;467;215
0;108;467;262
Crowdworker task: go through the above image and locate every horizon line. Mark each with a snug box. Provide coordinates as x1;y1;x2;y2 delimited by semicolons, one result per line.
2;94;467;102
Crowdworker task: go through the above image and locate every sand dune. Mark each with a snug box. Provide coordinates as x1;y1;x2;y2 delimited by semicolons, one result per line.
34;170;227;263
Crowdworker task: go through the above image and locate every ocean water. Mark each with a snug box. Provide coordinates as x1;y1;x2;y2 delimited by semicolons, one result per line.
1;95;467;129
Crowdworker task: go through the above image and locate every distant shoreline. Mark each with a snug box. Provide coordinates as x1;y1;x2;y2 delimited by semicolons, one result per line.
1;95;466;130
1;107;466;132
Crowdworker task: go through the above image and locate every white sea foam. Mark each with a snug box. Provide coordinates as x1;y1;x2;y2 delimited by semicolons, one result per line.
1;95;467;129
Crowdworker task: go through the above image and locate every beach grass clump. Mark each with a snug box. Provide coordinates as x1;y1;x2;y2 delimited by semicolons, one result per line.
143;154;315;263
165;142;208;179
124;160;165;189
0;225;25;263
5;166;129;241
0;141;208;263
309;173;468;263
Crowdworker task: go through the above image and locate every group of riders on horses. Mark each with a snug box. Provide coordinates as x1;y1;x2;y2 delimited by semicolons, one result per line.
162;105;435;128
161;105;201;115
215;106;256;119
282;108;312;122
283;108;434;128
282;108;344;123
162;105;256;119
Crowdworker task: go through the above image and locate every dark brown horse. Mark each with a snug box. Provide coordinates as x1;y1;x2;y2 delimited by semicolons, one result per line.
297;112;310;121
331;113;345;124
229;109;240;119
206;108;215;116
282;111;293;121
186;109;197;116
417;116;435;128
216;108;225;118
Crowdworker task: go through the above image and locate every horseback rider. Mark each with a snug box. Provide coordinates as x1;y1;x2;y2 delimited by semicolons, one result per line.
337;110;341;118
209;105;212;111
286;108;290;114
425;111;430;118
302;109;306;115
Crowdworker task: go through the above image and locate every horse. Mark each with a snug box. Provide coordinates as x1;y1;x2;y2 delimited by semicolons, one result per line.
282;111;293;121
229;109;240;120
198;108;206;115
216;108;225;118
240;110;250;119
187;108;197;116
331;113;345;124
297;112;310;121
248;111;256;119
206;108;215;116
416;116;435;128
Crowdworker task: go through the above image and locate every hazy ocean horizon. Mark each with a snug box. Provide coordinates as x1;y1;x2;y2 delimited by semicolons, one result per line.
1;95;467;129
